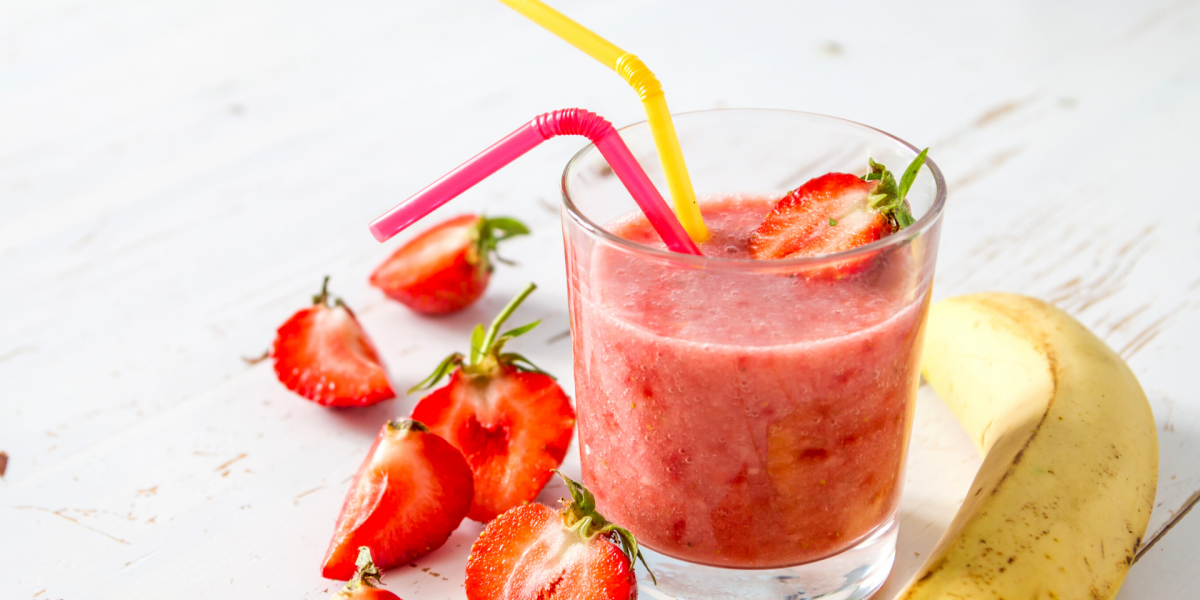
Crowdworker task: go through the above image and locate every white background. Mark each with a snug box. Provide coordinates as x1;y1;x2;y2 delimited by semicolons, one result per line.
2;0;1197;597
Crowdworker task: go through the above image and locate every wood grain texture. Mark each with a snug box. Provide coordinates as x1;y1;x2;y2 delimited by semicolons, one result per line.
2;0;1197;597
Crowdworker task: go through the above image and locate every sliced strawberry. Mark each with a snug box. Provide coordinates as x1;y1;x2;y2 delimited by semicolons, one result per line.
410;283;575;522
748;172;884;259
465;473;648;600
330;547;403;600
748;151;929;264
273;277;395;407
322;419;473;580
370;214;529;315
412;366;574;522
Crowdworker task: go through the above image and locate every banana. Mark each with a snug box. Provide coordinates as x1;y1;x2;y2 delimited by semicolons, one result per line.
899;293;1158;600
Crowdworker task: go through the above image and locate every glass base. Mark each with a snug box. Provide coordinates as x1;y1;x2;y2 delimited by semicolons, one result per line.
636;517;897;600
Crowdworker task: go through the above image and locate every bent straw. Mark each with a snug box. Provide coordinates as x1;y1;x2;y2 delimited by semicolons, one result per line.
494;0;709;243
368;108;701;256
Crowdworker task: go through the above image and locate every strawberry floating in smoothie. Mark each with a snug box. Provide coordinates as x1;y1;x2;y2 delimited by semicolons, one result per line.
410;283;575;522
749;149;928;269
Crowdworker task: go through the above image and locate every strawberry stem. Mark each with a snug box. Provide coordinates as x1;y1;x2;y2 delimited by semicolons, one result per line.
468;324;488;366
555;471;657;585
408;354;464;393
386;419;430;435
473;215;530;270
475;282;537;363
411;283;550;391
313;275;332;306
311;275;350;310
342;546;386;590
863;148;928;230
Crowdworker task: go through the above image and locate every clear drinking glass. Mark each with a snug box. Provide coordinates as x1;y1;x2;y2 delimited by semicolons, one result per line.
560;109;946;599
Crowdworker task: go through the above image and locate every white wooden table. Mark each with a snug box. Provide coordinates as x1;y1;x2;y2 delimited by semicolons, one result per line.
3;1;1198;597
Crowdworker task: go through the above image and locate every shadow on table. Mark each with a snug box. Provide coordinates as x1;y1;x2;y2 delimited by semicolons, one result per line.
321;397;401;439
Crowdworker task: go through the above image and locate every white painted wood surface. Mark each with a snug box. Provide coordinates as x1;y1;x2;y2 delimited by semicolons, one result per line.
2;0;1197;597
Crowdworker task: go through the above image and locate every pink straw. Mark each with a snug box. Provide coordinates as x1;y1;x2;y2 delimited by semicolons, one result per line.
368;108;701;255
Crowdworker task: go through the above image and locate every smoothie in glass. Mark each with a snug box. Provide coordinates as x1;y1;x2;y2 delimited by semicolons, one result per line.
571;193;927;568
562;110;945;597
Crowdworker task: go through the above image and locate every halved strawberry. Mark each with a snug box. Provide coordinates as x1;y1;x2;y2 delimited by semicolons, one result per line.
410;283;575;522
748;150;929;267
465;473;651;600
273;277;395;407
329;547;403;600
370;214;529;315
322;419;473;581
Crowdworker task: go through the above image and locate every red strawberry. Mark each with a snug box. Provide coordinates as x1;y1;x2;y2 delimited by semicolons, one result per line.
273;277;395;407
465;473;652;600
749;173;886;259
370;214;529;315
322;419;473;580
410;283;575;522
329;547;403;600
748;150;929;267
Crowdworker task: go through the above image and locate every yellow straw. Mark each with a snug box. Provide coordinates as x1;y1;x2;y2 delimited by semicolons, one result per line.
496;0;709;242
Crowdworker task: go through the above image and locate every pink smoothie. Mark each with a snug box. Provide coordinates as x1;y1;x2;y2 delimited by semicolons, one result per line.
568;194;930;568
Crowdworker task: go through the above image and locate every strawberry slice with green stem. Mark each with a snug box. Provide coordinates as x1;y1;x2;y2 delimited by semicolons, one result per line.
370;214;529;315
748;149;929;264
272;276;395;407
465;472;654;600
410;283;575;522
321;419;474;580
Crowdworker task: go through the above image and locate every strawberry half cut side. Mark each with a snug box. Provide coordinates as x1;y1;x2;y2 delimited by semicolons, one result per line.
330;547;403;600
465;472;653;600
370;214;529;315
410;283;575;522
322;419;474;580
272;276;395;407
748;149;929;264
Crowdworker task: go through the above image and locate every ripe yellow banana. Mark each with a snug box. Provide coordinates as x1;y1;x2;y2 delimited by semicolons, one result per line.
899;293;1158;600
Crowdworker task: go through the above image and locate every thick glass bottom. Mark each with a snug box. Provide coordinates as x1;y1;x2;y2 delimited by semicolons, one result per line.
636;516;897;600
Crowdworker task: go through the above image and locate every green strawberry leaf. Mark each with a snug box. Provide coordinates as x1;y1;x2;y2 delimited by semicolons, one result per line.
862;149;928;230
485;216;531;239
499;352;554;378
499;320;541;342
469;324;487;366
408;283;554;383
608;524;656;586
560;471;596;514
897;148;929;210
555;471;656;585
474;215;530;268
868;158;899;204
473;283;536;363
409;353;464;393
412;283;550;392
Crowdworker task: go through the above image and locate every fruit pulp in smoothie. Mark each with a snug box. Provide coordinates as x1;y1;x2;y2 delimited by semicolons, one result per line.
569;193;929;568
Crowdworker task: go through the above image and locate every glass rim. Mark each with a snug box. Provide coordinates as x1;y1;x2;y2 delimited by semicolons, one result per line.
560;108;947;270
